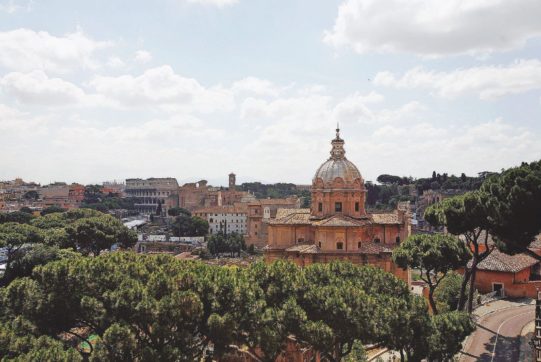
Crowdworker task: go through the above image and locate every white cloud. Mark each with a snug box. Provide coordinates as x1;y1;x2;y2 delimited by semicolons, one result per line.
0;103;48;139
0;103;25;119
374;59;541;100
0;0;32;13
374;101;425;123
333;102;373;125
107;56;126;69
332;91;384;124
232;77;281;97
0;28;112;73
239;94;333;124
185;0;238;7
134;50;152;64
0;63;537;184
324;0;541;56
88;65;234;113
0;70;85;105
240;91;421;129
365;119;540;177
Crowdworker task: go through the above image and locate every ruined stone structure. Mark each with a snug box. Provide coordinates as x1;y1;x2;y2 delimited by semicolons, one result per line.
179;174;255;212
125;178;179;215
265;128;410;284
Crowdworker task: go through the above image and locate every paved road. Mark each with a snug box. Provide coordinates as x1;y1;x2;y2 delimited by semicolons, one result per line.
461;304;534;362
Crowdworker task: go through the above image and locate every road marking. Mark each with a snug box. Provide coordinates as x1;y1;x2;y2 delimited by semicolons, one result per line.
490;309;534;362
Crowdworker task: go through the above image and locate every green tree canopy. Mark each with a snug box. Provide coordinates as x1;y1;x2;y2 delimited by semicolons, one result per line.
40;206;67;216
65;216;137;255
0;223;44;286
0;254;469;361
0;209;134;286
19;207;33;214
0;211;35;224
22;190;39;200
167;207;191;217
481;160;541;254
171;215;208;237
429;311;475;361
424;191;493;312
393;234;470;314
207;232;245;257
433;271;463;313
0;318;82;361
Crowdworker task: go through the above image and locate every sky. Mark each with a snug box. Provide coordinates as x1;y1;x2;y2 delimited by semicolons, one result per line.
0;0;540;186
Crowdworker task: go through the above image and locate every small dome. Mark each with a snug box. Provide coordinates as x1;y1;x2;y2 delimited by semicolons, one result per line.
314;158;362;184
313;127;363;186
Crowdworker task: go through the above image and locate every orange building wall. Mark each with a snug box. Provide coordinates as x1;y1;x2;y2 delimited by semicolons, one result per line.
473;268;541;298
270;225;403;252
311;179;367;219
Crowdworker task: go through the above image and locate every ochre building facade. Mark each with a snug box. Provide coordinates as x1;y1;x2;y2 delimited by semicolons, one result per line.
265;128;410;284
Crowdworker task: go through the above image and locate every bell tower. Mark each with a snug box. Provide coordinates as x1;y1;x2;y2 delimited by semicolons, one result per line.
229;172;236;191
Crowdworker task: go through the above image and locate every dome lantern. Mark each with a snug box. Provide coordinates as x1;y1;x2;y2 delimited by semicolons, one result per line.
330;124;346;160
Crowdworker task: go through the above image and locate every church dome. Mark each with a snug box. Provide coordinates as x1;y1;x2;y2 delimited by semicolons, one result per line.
313;127;363;186
314;158;362;184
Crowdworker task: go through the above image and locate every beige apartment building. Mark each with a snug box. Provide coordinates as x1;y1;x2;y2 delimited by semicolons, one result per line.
193;204;249;236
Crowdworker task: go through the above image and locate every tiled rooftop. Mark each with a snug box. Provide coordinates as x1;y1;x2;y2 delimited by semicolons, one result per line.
270;209;403;226
269;209;312;224
370;213;402;225
474;249;539;273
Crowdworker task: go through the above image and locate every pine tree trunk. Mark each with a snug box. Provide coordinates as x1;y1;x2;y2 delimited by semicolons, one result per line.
428;285;439;315
458;269;471;311
467;262;478;313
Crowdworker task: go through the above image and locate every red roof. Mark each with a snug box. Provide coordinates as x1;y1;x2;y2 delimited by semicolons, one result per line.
473;249;539;273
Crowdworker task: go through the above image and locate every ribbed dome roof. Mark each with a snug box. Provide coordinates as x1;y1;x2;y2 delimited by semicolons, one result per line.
313;127;363;185
314;158;362;184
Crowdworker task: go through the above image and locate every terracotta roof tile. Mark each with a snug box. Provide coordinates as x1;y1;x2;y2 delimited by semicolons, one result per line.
248;198;299;206
371;213;402;224
313;215;368;227
275;208;310;219
260;198;299;205
282;242;395;255
474;249;539;273
285;244;320;254
271;210;404;227
269;209;312;224
358;242;395;254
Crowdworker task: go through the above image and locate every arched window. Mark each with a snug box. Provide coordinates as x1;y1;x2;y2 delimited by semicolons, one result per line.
374;237;381;244
355;202;360;212
318;241;322;248
318;202;323;212
357;241;362;249
336;242;343;250
396;236;401;244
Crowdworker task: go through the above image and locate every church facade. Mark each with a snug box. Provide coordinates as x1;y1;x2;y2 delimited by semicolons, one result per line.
264;128;410;284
